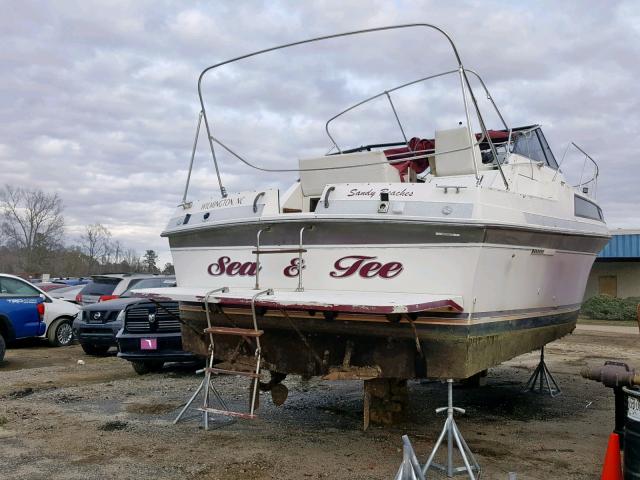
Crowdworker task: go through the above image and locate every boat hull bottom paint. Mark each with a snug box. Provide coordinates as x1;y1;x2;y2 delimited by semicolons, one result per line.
178;305;577;379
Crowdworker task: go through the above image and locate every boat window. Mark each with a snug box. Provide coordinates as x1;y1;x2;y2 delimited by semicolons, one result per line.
512;128;559;170
535;129;559;169
512;131;547;164
574;195;603;221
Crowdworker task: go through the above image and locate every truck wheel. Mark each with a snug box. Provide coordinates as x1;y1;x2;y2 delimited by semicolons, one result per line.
131;361;164;375
0;334;5;363
81;343;110;356
47;319;74;347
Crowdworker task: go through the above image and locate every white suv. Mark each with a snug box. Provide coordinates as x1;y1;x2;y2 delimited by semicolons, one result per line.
76;274;161;305
0;274;80;347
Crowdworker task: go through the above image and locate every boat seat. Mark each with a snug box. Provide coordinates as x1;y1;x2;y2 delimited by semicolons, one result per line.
299;151;401;196
432;126;481;177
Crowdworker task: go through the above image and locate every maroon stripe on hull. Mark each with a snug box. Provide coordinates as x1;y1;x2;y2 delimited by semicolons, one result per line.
193;295;463;314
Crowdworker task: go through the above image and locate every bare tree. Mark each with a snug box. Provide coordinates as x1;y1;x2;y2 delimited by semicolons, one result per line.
81;223;112;272
0;185;64;272
112;240;123;264
122;248;141;271
100;240;114;265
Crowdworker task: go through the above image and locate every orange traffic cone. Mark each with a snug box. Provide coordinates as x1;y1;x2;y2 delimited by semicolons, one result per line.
601;433;623;480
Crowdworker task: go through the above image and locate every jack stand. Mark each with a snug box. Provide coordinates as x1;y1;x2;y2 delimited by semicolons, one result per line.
394;435;426;480
524;346;561;397
423;379;480;479
173;366;235;430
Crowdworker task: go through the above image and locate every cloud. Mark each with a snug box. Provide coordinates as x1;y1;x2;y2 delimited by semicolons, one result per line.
1;0;638;268
33;136;81;156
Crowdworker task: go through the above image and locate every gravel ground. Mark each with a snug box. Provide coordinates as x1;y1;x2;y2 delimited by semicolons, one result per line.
0;327;637;479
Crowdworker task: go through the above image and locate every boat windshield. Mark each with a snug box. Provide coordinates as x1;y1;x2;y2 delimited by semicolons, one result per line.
511;127;559;170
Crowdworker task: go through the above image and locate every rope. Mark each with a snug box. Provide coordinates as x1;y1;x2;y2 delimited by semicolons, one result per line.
281;310;324;367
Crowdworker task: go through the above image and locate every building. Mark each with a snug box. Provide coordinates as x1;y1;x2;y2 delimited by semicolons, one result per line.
585;229;640;299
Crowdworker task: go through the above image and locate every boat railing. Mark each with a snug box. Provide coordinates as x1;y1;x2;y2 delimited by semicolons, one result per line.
555;142;599;198
182;24;510;204
208;135;474;171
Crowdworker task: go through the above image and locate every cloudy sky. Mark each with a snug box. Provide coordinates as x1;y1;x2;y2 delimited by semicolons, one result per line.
1;1;638;265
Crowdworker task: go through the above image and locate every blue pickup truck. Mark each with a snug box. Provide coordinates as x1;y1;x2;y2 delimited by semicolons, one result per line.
0;281;46;362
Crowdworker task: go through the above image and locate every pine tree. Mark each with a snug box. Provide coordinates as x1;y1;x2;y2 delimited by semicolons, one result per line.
142;250;159;273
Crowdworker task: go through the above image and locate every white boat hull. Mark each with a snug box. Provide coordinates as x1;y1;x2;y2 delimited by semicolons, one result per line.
150;216;606;379
171;242;596;315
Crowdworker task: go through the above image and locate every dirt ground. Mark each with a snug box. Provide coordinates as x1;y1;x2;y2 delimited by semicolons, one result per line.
0;324;638;480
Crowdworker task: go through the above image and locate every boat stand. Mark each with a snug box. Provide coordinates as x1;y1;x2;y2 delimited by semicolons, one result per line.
523;346;561;397
394;435;426;480
423;379;480;479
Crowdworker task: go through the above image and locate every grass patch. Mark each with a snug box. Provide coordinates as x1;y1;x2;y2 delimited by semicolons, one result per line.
0;416;7;427
578;317;637;327
581;295;640;321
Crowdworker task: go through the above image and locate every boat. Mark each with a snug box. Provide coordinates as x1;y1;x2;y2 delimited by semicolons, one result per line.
140;24;609;395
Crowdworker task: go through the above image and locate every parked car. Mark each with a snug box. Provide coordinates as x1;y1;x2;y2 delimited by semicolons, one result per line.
37;282;69;292
49;284;84;304
75;273;160;306
51;277;89;286
73;276;176;356
0;274;79;350
0;281;45;362
116;299;198;374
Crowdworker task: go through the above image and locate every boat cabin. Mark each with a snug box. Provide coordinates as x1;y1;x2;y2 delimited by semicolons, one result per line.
285;125;558;213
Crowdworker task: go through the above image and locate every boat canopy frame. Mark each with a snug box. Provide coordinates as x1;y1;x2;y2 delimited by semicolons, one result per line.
183;23;511;204
324;68;509;154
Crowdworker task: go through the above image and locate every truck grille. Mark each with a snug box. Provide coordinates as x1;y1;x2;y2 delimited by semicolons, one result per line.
84;310;117;323
124;303;181;333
